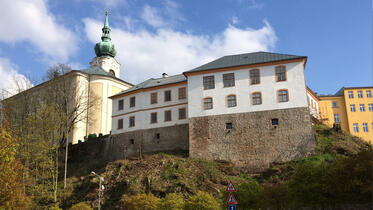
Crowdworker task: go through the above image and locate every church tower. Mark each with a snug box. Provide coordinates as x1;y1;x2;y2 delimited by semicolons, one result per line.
90;12;120;77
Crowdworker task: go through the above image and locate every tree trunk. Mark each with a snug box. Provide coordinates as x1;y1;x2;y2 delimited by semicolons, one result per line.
54;145;58;203
64;133;68;189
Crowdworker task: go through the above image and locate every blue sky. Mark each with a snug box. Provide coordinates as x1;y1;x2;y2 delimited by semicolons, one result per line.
0;0;371;97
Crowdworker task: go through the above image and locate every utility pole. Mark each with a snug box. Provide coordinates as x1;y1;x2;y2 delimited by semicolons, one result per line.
92;171;105;210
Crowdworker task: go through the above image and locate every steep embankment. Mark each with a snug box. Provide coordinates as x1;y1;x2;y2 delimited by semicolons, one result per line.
60;125;372;209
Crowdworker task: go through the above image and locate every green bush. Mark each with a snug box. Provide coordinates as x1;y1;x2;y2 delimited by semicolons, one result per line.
48;205;62;210
125;193;160;210
327;150;372;204
185;191;220;210
288;161;332;208
68;202;92;210
257;182;288;209
158;193;184;210
88;134;97;139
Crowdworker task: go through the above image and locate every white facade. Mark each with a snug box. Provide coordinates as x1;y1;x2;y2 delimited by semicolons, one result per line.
111;83;188;134
187;61;308;118
307;89;320;119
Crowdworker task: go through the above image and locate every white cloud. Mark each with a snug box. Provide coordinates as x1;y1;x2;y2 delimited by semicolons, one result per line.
141;5;165;28
0;58;33;99
232;16;239;24
0;0;77;61
249;0;264;9
141;1;185;29
83;18;276;84
81;0;126;7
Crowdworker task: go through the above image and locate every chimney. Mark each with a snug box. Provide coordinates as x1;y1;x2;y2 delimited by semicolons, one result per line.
162;73;168;78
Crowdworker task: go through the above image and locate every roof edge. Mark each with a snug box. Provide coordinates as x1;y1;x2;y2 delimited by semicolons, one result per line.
183;57;307;76
110;80;187;99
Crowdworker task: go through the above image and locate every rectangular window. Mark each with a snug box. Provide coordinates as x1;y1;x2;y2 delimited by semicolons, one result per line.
129;116;135;127
363;123;368;132
226;122;233;129
275;66;286;82
252;92;262;105
353;123;359;133
369;104;373;112
249;69;260;85
179;108;186;120
223;73;235;87
150;92;158;104
178;87;186;99
350;104;356;112
130;96;136;108
358;91;363;98
360;104;365;112
271;118;279;126
164;110;171;121
164;90;171;102
117;119;123;129
367;90;372;98
227;95;237;107
332;101;338;108
150;112;157;124
348;91;354;98
334;114;340;123
278;89;289;102
203;76;215;90
118;99;124;110
203;97;213;110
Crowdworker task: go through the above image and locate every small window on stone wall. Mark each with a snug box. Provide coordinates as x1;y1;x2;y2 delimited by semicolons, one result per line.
130;139;134;144
156;133;160;139
226;122;233;129
271;118;279;126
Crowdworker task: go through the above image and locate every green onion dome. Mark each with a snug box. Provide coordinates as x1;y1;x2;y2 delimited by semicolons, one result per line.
94;12;117;57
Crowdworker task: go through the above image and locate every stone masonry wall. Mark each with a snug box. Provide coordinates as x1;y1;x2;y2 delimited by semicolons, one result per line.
69;124;189;162
189;107;315;172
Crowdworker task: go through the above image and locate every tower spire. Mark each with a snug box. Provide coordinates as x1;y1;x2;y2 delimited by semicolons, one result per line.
104;11;109;28
101;11;111;41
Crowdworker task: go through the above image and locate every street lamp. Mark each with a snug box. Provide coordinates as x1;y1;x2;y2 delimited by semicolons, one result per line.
91;171;104;210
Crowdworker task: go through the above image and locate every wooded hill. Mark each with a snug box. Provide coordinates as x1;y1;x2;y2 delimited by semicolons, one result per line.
1;124;372;209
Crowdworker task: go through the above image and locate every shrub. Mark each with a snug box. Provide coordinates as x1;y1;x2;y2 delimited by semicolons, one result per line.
68;202;92;210
158;193;184;210
257;182;289;209
287;161;332;208
49;205;62;210
88;134;97;139
328;150;373;204
185;191;220;210
125;193;160;210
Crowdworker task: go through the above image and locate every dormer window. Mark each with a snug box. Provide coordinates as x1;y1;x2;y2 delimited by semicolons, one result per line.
109;70;115;77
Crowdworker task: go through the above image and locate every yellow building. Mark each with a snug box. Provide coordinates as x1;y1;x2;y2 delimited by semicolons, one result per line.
319;87;373;143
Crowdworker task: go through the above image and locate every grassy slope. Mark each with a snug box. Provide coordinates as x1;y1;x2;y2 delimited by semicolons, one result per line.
59;125;372;209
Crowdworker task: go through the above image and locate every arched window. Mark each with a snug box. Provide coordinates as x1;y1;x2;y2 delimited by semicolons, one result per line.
275;65;286;82
203;97;213;110
251;92;262;105
249;69;260;85
278;89;289;102
226;95;237;107
109;69;115;76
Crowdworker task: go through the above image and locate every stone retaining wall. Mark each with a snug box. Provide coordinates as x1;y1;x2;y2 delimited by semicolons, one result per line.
189;107;315;172
69;124;189;162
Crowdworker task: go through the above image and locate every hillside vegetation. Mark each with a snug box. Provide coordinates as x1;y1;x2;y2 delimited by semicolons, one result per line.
41;125;373;209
